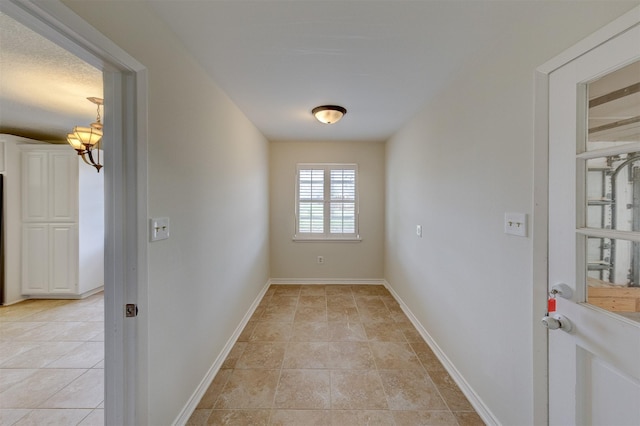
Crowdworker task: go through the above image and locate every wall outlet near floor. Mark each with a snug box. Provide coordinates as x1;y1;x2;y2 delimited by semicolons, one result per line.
416;225;422;237
317;256;324;264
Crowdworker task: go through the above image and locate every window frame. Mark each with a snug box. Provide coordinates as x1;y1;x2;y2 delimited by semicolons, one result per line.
294;163;361;242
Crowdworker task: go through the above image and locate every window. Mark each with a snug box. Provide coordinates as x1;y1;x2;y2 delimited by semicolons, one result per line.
295;163;359;240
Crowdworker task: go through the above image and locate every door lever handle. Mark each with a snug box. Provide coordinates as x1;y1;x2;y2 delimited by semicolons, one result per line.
542;314;573;332
550;283;573;300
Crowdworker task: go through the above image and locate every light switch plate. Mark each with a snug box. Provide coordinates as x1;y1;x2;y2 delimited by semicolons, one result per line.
504;212;527;237
150;217;170;241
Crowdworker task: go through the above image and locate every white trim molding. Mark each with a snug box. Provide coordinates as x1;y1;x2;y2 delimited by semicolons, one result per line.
383;281;500;426
270;278;386;285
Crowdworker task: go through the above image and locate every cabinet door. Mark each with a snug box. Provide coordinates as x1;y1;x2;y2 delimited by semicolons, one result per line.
49;224;78;294
22;224;49;294
21;151;48;222
49;152;78;222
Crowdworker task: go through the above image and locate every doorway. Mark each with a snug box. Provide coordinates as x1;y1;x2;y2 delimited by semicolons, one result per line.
0;0;148;423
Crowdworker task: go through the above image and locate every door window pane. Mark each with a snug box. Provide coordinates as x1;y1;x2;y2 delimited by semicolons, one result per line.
586;154;640;231
586;61;640;152
586;236;640;323
583;60;640;323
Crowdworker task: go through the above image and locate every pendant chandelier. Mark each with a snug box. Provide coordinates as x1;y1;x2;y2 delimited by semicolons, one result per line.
67;97;103;172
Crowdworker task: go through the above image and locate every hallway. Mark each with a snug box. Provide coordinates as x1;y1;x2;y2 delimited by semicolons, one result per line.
188;285;483;425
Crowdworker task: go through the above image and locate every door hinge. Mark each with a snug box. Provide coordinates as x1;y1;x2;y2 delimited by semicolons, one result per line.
125;304;138;318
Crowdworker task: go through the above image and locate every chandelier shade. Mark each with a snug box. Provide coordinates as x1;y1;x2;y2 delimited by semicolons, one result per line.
67;97;104;172
73;126;102;147
66;133;84;151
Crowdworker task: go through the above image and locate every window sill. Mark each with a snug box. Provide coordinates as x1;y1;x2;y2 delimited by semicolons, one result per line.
293;236;362;242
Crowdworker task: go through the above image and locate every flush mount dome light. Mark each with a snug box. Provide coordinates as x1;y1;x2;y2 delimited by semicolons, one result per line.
312;105;347;124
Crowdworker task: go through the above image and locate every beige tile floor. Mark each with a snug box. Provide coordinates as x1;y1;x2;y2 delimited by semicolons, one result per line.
0;293;104;426
188;285;484;426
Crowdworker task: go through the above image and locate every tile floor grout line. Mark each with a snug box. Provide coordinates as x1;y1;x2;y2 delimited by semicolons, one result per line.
190;284;484;425
267;286;298;421
0;292;105;425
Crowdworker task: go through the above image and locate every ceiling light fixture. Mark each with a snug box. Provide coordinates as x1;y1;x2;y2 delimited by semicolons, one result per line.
312;105;347;124
68;97;103;172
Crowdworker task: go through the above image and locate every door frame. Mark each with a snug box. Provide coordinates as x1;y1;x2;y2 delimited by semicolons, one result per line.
533;6;640;425
0;0;149;424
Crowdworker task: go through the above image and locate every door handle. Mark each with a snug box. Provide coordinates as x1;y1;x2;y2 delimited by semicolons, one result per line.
541;314;573;332
550;283;573;300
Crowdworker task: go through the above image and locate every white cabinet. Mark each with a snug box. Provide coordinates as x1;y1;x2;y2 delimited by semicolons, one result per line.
21;224;48;294
22;224;78;295
22;150;77;222
20;146;103;297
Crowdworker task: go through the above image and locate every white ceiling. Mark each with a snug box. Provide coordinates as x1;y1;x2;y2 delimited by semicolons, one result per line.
148;0;508;142
0;1;638;143
145;0;639;142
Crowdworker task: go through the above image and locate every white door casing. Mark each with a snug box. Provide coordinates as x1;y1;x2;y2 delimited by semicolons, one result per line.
546;10;640;426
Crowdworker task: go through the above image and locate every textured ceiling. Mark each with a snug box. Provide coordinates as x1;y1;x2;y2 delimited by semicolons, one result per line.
0;11;103;143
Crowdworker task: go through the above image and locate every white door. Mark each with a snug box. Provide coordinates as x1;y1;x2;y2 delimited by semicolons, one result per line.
548;12;640;426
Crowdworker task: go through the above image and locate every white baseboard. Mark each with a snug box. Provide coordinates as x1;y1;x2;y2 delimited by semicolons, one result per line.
21;286;104;300
173;280;272;426
1;297;28;306
79;286;105;299
270;278;386;285
383;281;500;426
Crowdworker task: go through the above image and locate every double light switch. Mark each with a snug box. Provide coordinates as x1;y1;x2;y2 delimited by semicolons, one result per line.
150;217;170;241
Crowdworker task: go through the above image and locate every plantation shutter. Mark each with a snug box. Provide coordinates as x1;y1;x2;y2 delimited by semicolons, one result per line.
296;164;359;240
298;168;324;233
330;169;356;233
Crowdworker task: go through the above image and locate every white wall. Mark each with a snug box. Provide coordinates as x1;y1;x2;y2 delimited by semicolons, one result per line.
63;2;270;424
77;150;104;295
270;140;385;280
384;3;638;425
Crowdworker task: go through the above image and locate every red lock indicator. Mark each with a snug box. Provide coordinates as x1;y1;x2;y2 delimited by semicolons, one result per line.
548;297;556;313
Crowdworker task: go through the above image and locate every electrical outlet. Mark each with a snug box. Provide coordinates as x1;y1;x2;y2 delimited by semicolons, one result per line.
416;225;422;237
317;256;324;264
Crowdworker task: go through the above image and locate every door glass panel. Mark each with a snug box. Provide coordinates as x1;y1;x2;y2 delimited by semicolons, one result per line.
586;236;640;323
586;154;640;231
586;61;640;152
583;60;640;323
